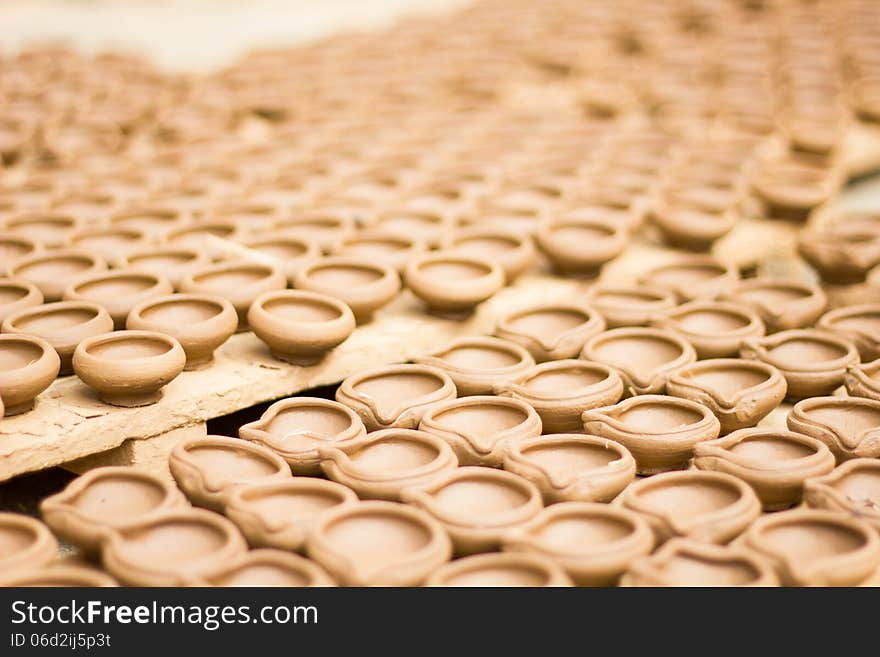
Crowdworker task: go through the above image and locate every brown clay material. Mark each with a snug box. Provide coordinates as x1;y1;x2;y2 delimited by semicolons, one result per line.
3;213;81;249
585;283;677;328
803;459;880;531
0;564;117;587
636;255;738;302
799;225;880;284
0;233;40;267
109;207;186;240
372;209;454;248
444;226;535;282
751;160;839;221
649;195;737;251
198;549;335;587
0;277;43;323
844;358;880;401
237;233;322;284
7;249;107;301
63;270;174;329
166;220;243;261
425;552;572;587
818;304;880;361
67;226;148;267
274;211;358;252
535;217;628;275
494;302;606;362
787;396;880;461
651;300;765;359
122;245;211;289
0;513;58;574
333;230;427;273
0;334;60;415
404;252;505;315
723;279;828;332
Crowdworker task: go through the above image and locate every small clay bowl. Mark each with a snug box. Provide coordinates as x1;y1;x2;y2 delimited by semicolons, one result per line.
651;300;766;359
740;329;859;400
8;249;107;301
2;300;114;374
165;220;243;261
583;395;720;474
179;261;287;329
737;508;880;586
844;359;880;402
225;478;358;552
122;245;211;289
0;233;40;265
109;207;186;240
694;428;836;510
799;226;880;284
40;466;186;555
723;279;827;333
332;230;427;273
615;470;761;544
336;364;457;431
620;539;780;587
3;213;80;249
818;304;880;361
444;226;535;282
372;209;453;248
306;501;452;586
199;549;334;587
405;252;505;315
0;564;117;587
536;217;628;275
293;256;400;323
804;459;880;531
502;433;635;504
63;270;174;329
169;435;291;511
787;396;880;461
582;327;697;396
494;302;606;362
650;197;737;251
248;289;356;365
426;552;572;587
502;502;654;586
751;161;838;221
67;226;148;266
0;513;58;574
414;336;535;396
585;283;677;328
239;397;367;474
101;508;249;586
637;256;738;302
0;277;43;323
273;212;357;252
495;359;624;433
0;333;59;416
401;467;543;555
417;396;542;467
72;330;186;406
237;233;322;283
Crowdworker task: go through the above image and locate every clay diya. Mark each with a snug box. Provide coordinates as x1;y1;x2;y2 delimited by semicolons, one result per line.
3;213;80;249
417;396;541;467
650;196;737;251
166;220;242;261
799;225;880;284
372;209;453;248
426;552;572;587
72;330;186;406
109;207;186;240
63;270;174;329
239;397;367;474
273;211;358;252
293;257;400;322
238;233;322;283
582;327;696;396
844;359;880;402
332;230;426;273
740;329;858;400
751;160;839;221
199;549;334;587
737;509;880;586
8;249;107;301
40;466;186;555
2;300;114;374
225;477;358;552
67;226;148;267
494;302;606;362
804;459;880;531
636;256;738;302
122;246;211;289
404;252;505;315
651;300;765;359
723;279;827;333
247;289;356;364
401;467;543;555
502;434;636;504
582;395;720;474
306;501;452;586
169;435;291;511
818;304;880;361
494;359;624;433
0;233;40;265
536;218;627;276
0;277;43;323
615;470;761;544
502;502;654;586
0;334;60;415
100;508;249;586
0;564;117;587
694;428;836;510
585;283;677;328
0;513;58;574
336;364;457;431
443;226;535;281
787;396;880;461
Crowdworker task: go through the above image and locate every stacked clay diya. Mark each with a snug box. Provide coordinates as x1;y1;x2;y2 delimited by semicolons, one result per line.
636;255;738;302
426;552;572;587
63;270;174;329
293;256;400;322
404;252;505;315
723;278;827;332
0;333;60;415
494;301;605;361
803;459;880;531
585;283;677;328
651;300;765;359
0;277;42;323
787;396;880;461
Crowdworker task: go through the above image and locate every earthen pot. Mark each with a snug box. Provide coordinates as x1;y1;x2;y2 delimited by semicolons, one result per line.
306;501;452;586
585;283;677;328
651;300;765;359
494;302;606;362
0;513;58;574
0;277;43;323
237;233;322;284
444;226;535;281
8;249;107;301
0;564;117;587
109;207;186;240
804;459;880;531
426;552;572;587
740;329;859;400
737;508;880;586
122;245;211;289
799;226;880;284
0;334;59;415
3;213;80;249
239;397;367;474
615;470;761;544
649;196;737;251
401;466;543;555
225;477;358;552
582;395;720;474
494;359;624;433
844;359;880;401
818;304;880;361
535;217;627;275
723;279;827;333
787;396;880;461
2;300;114;374
372;209;454;248
404;252;505;315
637;256;738;302
272;211;357;252
247;289;356;364
694;428;836;510
67;226;148;267
40;465;186;556
198;549;335;587
63;270;174;329
0;233;40;266
72;330;186;406
336;364;457;431
165;220;243;261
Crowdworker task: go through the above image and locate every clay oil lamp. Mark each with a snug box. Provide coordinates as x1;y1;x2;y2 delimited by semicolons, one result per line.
723;278;827;332
52;192;118;226
40;466;186;556
466;205;546;236
372;209;454;249
502;433;635;504
818;304;880;361
845;359;880;401
0;232;40;264
109;207;186;240
693;428;836;510
494;301;606;362
0;334;60;415
494;359;624;433
100;508;249;586
199;549;335;587
649;193;737;251
8;249;107;301
651;300;765;359
3;213;80;249
502;502;654;586
620;539;779;587
787;396;880;461
426;552;572;587
582;327;696;396
225;478;358;552
247;289;356;365
636;255;738;302
404;252;505;315
272;211;357;252
535;217;627;276
585;283;677;328
2;300;114;374
210;202;280;234
0;277;42;323
63;270;174;329
443;225;535;282
306;501;452;586
737;509;880;586
336;364;457;431
332;230;427;273
166;220;243;261
750;159;839;221
0;565;117;587
67;226;148;266
799;226;880;284
0;513;58;575
237;233;322;284
740;329;858;400
401;467;543;555
804;459;880;531
72;330;186;406
121;245;211;290
615;470;761;544
239;397;367;474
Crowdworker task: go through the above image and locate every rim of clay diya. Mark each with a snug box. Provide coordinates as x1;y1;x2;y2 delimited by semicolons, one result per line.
496;302;605;354
740;329;858;373
0;333;60;414
0;512;58;573
582;394;719;440
803;458;880;527
0;277;43;317
425;552;572;587
666;358;787;412
787;396;880;459
416;335;535;379
653;300;765;341
695;428;835;477
497;359;624;403
199;549;335;587
7;249;107;300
